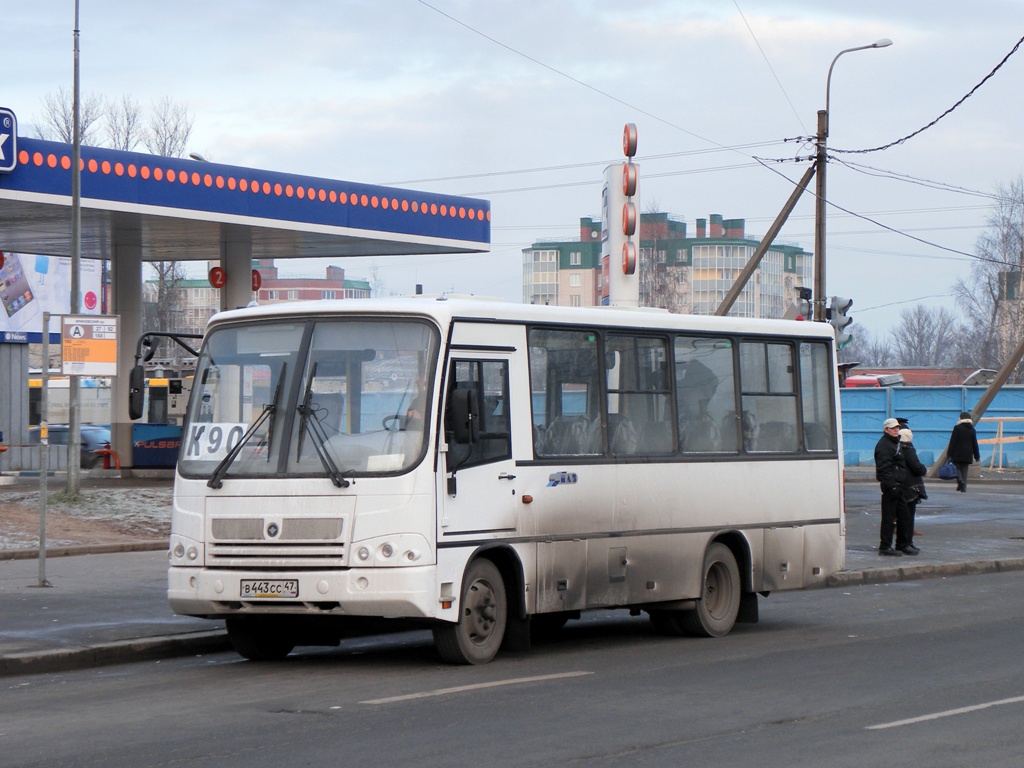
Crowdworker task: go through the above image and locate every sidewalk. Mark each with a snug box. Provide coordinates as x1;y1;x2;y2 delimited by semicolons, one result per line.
1;473;1022;677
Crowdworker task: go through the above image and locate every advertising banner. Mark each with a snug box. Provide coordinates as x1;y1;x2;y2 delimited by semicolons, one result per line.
0;253;103;343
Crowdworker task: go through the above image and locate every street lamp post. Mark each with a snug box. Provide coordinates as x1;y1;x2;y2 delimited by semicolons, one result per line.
813;38;892;322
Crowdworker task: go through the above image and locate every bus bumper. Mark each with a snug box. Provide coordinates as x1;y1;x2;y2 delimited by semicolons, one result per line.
168;565;441;620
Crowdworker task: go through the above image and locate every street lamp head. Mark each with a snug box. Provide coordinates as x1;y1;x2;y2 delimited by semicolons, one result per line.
872;38;893;48
188;152;208;162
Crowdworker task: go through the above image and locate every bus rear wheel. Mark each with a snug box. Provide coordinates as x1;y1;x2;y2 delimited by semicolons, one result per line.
680;543;741;637
226;618;297;661
433;559;507;665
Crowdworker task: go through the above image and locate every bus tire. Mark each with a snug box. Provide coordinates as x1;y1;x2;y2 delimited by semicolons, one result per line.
226;618;296;661
679;543;741;638
433;559;507;665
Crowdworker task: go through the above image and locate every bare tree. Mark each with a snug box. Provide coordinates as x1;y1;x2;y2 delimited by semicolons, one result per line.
143;261;190;360
952;176;1024;381
838;325;891;367
144;97;193;158
35;86;105;144
105;94;145;151
889;305;961;367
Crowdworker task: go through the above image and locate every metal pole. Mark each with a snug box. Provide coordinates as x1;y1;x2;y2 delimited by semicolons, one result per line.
813;39;892;322
68;0;82;494
36;313;52;588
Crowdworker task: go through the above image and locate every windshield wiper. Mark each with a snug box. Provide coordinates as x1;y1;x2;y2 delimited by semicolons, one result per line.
295;362;351;488
206;364;286;489
296;402;351;488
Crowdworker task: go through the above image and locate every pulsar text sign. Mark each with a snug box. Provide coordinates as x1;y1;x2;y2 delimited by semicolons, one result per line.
61;315;119;376
0;107;17;173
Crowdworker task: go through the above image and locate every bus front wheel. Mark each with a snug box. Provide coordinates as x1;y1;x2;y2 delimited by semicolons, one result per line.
226;618;296;661
433;559;507;665
681;543;741;637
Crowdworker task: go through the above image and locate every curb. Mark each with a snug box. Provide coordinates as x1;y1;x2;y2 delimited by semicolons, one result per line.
824;556;1024;587
0;630;230;678
0;540;168;562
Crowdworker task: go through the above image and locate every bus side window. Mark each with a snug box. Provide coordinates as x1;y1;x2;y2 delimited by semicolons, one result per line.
739;341;798;453
529;328;602;457
447;359;511;469
799;342;836;452
675;336;736;454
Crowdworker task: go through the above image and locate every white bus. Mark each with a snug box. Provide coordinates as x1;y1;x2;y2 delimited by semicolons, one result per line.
168;297;844;664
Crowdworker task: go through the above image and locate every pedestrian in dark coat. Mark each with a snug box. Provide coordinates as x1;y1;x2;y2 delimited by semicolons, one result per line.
947;411;980;492
874;418;911;556
899;428;926;554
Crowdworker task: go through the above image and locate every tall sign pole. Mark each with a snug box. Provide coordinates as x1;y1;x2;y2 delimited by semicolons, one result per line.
68;0;82;493
603;123;640;308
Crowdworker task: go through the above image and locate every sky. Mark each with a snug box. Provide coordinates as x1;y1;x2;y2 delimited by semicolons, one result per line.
3;0;1024;339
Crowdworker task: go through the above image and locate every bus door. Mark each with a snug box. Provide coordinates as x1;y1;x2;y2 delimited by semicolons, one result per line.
440;351;517;535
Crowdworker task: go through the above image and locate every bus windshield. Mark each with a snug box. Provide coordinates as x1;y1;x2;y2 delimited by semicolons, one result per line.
178;317;439;481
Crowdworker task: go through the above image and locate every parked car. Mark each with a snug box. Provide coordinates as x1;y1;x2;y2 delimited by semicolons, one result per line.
27;423;112;468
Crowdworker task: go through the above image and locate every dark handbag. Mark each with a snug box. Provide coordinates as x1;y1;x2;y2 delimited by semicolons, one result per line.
938;460;957;480
915;483;928;500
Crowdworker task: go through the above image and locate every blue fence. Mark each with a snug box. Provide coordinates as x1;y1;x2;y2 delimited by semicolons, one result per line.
840;386;1024;468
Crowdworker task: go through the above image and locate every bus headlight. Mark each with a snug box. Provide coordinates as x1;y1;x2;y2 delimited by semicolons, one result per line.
380;543;394;559
357;546;370;561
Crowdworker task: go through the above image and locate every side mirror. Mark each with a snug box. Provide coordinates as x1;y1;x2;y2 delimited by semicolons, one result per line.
447;387;479;444
128;365;145;420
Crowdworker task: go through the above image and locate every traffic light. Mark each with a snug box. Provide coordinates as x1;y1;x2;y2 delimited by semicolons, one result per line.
828;296;853;348
795;287;812;320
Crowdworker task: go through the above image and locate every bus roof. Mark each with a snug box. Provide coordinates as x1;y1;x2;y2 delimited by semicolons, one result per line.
207;297;838;341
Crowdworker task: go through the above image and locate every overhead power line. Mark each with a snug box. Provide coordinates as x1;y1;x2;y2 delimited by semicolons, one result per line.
832;32;1024;154
829;157;999;199
732;0;808;135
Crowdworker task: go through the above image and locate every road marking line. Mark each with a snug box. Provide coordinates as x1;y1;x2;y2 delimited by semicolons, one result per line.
360;671;593;705
867;694;1024;730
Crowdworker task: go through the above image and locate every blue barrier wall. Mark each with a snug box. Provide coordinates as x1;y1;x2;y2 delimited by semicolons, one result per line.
840;386;1024;468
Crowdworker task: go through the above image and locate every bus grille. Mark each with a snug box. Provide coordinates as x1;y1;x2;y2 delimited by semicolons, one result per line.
208;516;347;567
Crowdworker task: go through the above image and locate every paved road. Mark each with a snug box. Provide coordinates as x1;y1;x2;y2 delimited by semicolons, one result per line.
3;570;1023;768
0;474;1022;677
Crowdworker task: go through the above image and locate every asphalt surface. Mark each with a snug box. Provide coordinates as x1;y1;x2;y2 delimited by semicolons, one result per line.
1;469;1023;677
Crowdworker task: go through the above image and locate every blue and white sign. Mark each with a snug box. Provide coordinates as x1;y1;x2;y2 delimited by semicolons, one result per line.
0;107;16;173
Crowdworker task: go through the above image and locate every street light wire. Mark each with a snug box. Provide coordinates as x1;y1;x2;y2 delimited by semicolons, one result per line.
831;32;1024;154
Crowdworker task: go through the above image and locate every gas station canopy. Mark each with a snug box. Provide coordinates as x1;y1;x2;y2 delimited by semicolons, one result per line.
0;137;490;262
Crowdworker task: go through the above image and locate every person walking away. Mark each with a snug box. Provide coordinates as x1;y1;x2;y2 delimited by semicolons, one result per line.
899;428;926;554
947;411;980;492
874;418;910;556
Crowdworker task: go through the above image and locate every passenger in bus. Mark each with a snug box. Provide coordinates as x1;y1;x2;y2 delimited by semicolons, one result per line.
678;359;721;452
874;418;911;557
741;411;759;452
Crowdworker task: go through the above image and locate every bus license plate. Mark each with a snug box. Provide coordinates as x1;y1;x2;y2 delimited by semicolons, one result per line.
240;579;299;599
